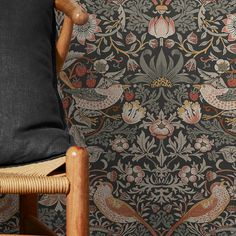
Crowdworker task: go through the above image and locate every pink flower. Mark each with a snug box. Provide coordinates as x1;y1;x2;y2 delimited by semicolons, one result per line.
127;59;139;71
125;32;137;45
72;14;102;45
148;15;175;39
111;135;129;153
187;32;198;44
206;171;217;182
107;170;118;182
165;39;175;48
185;58;197;71
85;43;97;54
149;39;159;48
194;135;214;153
149;118;174;140
227;43;236;54
126;166;145;184
222;14;236;41
178;166;198;184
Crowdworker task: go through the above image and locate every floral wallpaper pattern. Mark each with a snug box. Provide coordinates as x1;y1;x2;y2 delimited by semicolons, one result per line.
1;0;236;235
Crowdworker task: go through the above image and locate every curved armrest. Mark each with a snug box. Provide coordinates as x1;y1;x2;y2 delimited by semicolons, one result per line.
55;0;89;25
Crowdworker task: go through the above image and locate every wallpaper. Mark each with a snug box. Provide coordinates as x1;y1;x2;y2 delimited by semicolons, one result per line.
0;0;236;235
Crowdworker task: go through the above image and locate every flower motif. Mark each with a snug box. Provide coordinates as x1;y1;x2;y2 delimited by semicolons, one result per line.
126;166;145;184
214;59;230;74
148;15;175;39
132;49;193;88
178;100;202;124
111;135;129;153
72;14;102;45
206;171;217;182
194;135;214;153
163;204;172;213
185;58;197;71
187;32;198;44
227;43;236;54
125;32;137;44
165;39;175;48
94;59;109;73
149;39;159;48
122;100;146;124
107;170;118;182
127;59;139;71
178;166;198;184
222;14;236;41
85;43;97;54
149;118;174;140
228;185;236;198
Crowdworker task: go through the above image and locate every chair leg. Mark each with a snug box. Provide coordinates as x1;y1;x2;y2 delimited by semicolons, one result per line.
66;146;89;236
19;194;57;236
19;194;38;233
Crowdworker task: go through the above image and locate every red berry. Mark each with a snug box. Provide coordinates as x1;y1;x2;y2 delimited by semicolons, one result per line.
86;78;96;88
227;78;236;87
72;81;82;88
124;91;135;101
62;98;70;109
75;64;87;77
189;91;199;101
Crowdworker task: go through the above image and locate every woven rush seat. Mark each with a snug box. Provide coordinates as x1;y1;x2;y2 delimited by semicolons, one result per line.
0;156;69;194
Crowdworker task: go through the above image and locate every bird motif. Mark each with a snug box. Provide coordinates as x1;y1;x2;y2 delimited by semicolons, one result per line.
194;84;236;111
94;182;158;236
165;182;230;236
64;84;128;110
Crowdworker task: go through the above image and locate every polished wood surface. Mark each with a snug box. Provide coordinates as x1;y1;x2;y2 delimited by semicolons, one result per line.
19;194;38;233
55;0;89;25
66;147;89;236
55;0;89;72
56;16;74;72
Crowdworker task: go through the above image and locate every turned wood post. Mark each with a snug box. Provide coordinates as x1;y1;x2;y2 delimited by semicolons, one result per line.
19;194;38;233
66;146;89;236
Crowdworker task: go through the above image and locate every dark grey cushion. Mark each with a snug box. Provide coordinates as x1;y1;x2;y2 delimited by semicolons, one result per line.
0;0;74;165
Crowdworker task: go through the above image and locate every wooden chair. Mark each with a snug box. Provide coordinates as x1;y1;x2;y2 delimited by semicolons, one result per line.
0;0;89;235
0;146;89;236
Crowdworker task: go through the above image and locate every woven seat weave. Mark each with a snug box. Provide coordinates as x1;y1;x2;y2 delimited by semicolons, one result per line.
0;175;69;194
0;156;69;194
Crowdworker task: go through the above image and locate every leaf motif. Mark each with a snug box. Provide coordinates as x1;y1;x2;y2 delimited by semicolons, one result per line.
69;125;86;146
167;50;184;79
130;74;152;84
140;50;156;79
172;74;193;84
198;68;219;81
106;68;126;80
118;5;126;29
155;49;167;78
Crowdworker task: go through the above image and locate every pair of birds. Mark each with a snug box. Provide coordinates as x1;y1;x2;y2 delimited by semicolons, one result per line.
64;81;236;111
93;181;230;236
